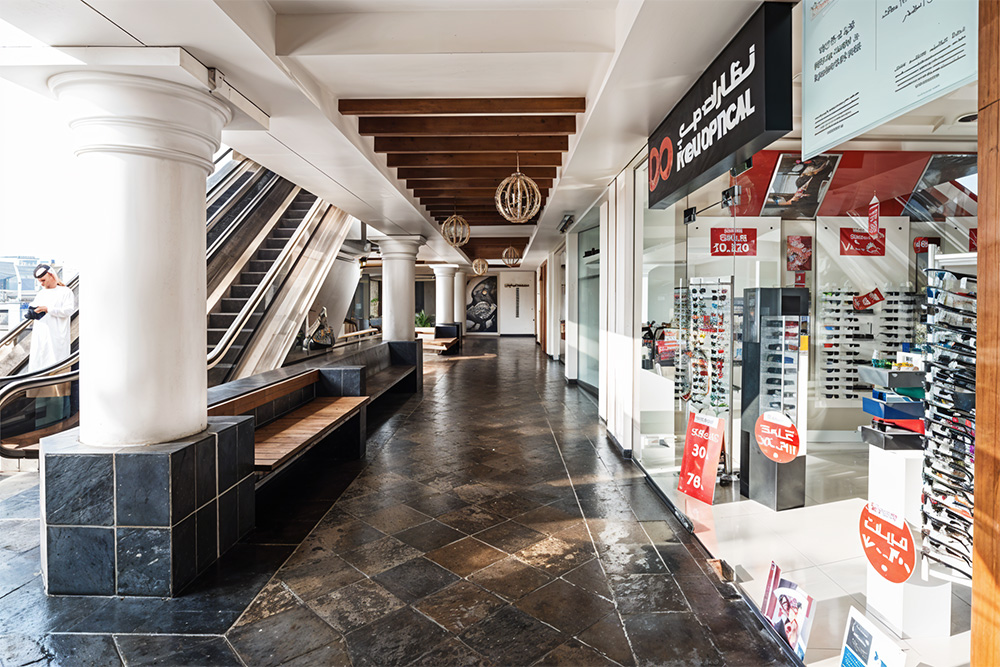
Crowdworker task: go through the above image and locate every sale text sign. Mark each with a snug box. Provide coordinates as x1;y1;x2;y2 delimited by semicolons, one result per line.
711;228;757;256
754;411;800;463
859;502;915;584
677;413;724;504
840;228;885;256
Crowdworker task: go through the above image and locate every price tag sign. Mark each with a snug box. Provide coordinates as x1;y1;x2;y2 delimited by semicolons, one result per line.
868;195;880;237
710;228;757;256
852;288;884;311
754;411;800;463
677;412;724;504
859;502;915;584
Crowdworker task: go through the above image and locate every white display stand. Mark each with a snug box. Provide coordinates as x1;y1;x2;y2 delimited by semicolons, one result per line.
868;446;923;527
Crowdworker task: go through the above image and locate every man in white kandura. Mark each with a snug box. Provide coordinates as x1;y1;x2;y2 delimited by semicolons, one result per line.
27;263;74;373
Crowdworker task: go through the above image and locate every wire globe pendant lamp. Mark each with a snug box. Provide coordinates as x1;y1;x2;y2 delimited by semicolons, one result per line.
495;152;542;224
441;212;470;248
501;245;521;268
472;258;489;276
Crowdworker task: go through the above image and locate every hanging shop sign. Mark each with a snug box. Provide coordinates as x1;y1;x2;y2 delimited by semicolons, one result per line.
867;195;879;237
794;272;806;287
970;228;978;252
802;0;978;159
754;411;800;463
710;228;758;256
912;236;941;254
859;501;915;584
853;288;885;311
677;412;725;504
840;228;885;256
786;235;813;271
647;2;792;209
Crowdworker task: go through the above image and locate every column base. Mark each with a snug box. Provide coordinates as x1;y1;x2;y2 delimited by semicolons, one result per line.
40;417;255;597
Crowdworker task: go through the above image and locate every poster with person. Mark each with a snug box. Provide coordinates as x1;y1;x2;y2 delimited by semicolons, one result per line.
465;276;498;332
761;153;841;219
762;562;816;660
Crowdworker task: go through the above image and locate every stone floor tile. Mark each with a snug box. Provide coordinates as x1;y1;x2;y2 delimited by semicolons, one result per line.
363;504;432;534
232;580;299;628
227;604;342;667
451;483;504;505
515;578;614;636
275;637;352;666
425;537;507;577
577;613;635;666
393;519;465;552
608;574;690;614
512;503;583;535
339;536;422;576
473;520;547;553
622;612;724;667
307;578;406;634
413;580;505;633
403;492;470;517
344;607;450;667
656;543;706;577
278;552;365;601
514;536;594;577
407;637;495;666
0;633;123;667
306;518;385;554
437;505;509;535
639;520;681;545
114;634;242;666
599;543;669;575
535;639;619;666
477;493;542;518
561;558;613;600
459;605;566;666
372;557;460;603
466;557;552;602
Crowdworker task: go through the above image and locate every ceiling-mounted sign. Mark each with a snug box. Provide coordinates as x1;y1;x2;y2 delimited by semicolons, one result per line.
868;195;879;237
647;2;792;209
802;0;978;159
710;228;757;256
840;228;885;256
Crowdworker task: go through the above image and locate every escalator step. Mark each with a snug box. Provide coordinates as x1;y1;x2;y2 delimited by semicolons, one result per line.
208;311;262;330
220;298;247;314
230;284;256;299
248;260;271;273
240;271;267;285
208;327;253;346
256;249;280;261
264;238;287;250
271;229;295;239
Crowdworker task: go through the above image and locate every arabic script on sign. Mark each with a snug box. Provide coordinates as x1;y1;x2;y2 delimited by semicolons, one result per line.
754;411;799;463
859;502;915;584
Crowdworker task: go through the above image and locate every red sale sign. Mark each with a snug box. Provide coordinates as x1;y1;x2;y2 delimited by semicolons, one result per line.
840;228;886;256
853;288;885;311
677;413;724;504
859;502;915;584
710;228;757;256
754;411;800;463
868;195;880;237
970;228;978;252
913;236;941;254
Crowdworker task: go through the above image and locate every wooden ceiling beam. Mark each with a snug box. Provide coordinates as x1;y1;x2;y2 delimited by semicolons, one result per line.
388;152;562;167
399;166;557;180
375;136;567;153
415;189;549;198
407;178;553;190
359;115;576;137
340;98;586;115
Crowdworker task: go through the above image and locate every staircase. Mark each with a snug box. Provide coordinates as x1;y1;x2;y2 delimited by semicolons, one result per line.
207;190;318;386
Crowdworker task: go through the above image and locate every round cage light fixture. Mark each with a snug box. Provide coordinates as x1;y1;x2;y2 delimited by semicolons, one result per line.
495;154;542;224
501;245;521;268
472;258;489;276
441;213;471;247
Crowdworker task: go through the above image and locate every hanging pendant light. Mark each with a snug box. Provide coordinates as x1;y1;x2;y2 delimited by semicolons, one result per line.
441;213;471;247
472;258;489;276
501;245;521;268
495;152;542;224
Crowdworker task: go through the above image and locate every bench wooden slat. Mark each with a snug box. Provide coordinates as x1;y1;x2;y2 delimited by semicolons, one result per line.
209;370;320;417
253;396;368;471
423;338;458;352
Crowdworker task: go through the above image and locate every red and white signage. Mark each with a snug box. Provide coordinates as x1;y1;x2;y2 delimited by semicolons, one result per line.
913;236;941;254
677;412;725;504
970;228;978;252
859;502;915;584
853;288;885;311
868;195;880;237
754;411;800;463
794;271;806;287
711;228;757;256
840;228;886;256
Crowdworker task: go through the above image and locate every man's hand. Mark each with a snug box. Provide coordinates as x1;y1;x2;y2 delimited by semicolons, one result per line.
35;306;48;314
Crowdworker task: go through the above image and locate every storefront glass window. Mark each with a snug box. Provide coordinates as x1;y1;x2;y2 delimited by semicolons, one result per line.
578;223;600;393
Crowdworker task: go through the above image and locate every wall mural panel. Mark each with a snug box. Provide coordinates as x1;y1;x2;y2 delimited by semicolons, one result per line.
466;276;498;332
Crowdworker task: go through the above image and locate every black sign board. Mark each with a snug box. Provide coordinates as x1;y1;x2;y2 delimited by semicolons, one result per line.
648;2;792;209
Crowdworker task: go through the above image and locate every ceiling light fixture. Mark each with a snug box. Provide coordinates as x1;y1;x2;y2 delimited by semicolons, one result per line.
495;151;542;224
472;258;489;275
501;245;522;268
441;213;471;247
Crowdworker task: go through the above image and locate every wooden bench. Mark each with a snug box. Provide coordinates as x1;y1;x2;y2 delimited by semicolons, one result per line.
423;337;458;353
417;324;462;356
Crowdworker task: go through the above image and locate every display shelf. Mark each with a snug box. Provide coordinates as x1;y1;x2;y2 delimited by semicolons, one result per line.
857;366;925;389
862;396;924;420
860;425;923;451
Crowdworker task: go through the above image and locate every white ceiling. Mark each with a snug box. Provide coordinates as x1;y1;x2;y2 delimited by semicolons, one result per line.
0;0;977;271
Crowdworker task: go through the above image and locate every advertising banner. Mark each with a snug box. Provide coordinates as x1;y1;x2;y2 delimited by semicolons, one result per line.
859;501;915;584
762;562;816;661
754;411;800;463
853;288;885;311
838;607;905;667
970;227;978;251
648;2;792;209
803;0;978;159
787;235;813;271
840;228;885;256
710;228;758;256
677;412;725;504
761;154;841;219
912;236;941;254
867;196;879;237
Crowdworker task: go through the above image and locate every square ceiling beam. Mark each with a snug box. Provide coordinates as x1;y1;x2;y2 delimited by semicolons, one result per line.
340;97;585;115
359;115;576;137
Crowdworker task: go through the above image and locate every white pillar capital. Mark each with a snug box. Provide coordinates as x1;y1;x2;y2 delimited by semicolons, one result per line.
378;236;425;260
432;264;459;280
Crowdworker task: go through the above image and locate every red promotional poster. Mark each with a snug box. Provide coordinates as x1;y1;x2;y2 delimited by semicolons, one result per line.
786;235;813;271
794;272;806;287
859;502;915;584
868;195;880;237
853;288;885;311
677;412;724;504
754;411;800;463
840;228;886;256
710;228;757;256
970;228;978;251
913;237;941;254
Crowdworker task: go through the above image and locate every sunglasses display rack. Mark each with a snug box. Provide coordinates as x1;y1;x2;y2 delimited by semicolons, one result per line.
920;269;976;582
817;287;921;408
674;287;691;403
686;278;733;413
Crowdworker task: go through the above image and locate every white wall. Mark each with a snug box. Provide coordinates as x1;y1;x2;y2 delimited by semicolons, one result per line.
498;271;536;335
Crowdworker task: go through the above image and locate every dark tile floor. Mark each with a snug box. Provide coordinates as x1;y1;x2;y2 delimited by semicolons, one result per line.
0;337;789;666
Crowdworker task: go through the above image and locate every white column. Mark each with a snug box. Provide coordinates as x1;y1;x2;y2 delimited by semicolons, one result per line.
454;270;468;332
379;236;424;341
432;265;457;324
51;71;231;446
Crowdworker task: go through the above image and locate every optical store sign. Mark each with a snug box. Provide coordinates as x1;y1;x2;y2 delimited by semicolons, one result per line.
647;2;792;209
803;0;978;159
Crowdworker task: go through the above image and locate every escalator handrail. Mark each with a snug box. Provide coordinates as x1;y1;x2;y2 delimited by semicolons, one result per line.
0;274;80;354
208;194;326;371
206;170;281;262
0;360;78;414
205;162;264;235
206;155;248;204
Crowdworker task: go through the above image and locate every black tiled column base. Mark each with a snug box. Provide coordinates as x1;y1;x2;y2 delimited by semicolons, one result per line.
40;417;255;597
